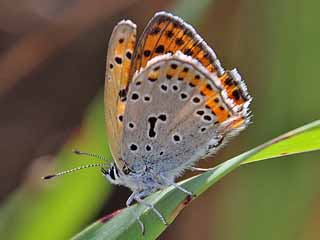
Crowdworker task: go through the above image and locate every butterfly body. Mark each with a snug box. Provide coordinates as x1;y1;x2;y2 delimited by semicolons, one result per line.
103;11;252;233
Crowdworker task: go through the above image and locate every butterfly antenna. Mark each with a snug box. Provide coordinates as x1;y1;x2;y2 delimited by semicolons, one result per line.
42;163;110;180
72;149;109;161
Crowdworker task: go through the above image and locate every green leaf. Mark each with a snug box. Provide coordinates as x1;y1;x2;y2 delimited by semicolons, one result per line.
72;120;320;240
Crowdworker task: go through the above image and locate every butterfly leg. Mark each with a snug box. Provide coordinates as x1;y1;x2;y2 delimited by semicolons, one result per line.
190;167;210;172
159;175;195;197
190;166;218;172
134;192;168;226
126;192;145;234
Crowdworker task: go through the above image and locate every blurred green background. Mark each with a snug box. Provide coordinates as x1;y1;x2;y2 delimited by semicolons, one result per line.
0;0;319;239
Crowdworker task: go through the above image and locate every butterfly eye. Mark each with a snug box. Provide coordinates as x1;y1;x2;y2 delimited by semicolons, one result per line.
122;165;132;175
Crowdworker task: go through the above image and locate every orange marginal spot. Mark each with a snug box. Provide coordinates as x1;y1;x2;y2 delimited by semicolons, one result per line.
227;86;244;105
198;81;217;98
233;89;246;105
227;86;246;105
205;93;219;104
177;70;188;80
166;67;177;78
205;100;217;110
205;96;220;111
235;98;245;105
148;70;160;81
189;77;201;87
212;104;230;122
202;89;217;98
219;72;246;105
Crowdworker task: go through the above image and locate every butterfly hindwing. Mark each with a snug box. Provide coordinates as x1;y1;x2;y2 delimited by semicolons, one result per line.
105;20;137;169
122;52;249;173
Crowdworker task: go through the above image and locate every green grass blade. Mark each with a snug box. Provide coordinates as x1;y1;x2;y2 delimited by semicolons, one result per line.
242;120;320;164
72;120;320;240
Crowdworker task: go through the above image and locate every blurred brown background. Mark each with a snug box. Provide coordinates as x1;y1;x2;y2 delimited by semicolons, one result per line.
0;0;320;239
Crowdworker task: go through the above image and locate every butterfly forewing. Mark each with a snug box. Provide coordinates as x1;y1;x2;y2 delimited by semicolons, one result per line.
130;12;249;111
121;52;249;174
105;20;137;169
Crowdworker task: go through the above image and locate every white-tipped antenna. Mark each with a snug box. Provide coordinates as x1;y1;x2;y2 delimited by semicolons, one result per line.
72;149;109;161
42;163;110;180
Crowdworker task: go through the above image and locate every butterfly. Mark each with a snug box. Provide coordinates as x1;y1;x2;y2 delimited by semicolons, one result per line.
44;11;251;234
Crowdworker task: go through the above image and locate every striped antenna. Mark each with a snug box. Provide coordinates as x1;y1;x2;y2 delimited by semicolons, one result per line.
72;149;109;161
42;163;110;180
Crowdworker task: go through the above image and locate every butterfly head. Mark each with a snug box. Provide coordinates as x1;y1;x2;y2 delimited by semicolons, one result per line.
101;163;120;184
101;163;135;185
102;162;141;186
